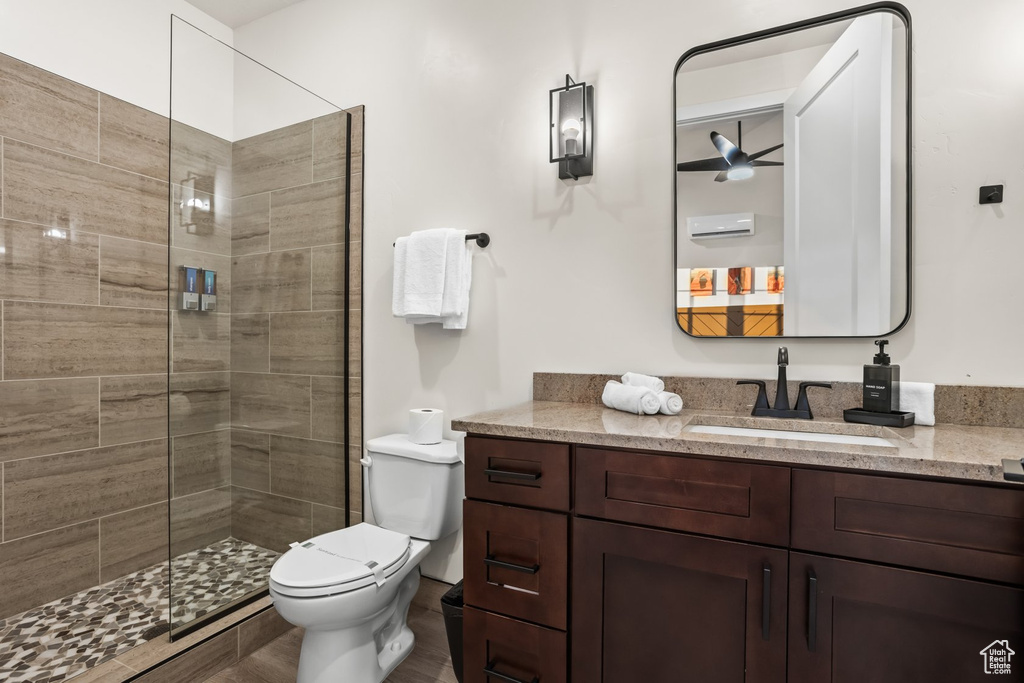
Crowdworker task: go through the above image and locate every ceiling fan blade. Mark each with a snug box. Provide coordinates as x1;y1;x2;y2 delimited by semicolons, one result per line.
747;142;784;161
677;157;731;172
710;132;741;165
750;160;783;167
714;170;730;182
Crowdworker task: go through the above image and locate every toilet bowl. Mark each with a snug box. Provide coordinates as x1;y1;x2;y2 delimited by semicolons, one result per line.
269;434;463;683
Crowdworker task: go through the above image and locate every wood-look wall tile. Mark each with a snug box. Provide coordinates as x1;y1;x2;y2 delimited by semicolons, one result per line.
4;439;167;539
269;177;345;251
349;376;362;446
230;373;310;438
171;248;231;311
170;183;231;256
100;502;168;582
312;110;347;181
270;435;345;507
347;106;364;177
172;311;230;373
3;139;168;245
3;301;166;379
170;121;232;199
269;311;344;376
134;626;238;683
310;243;344;311
231;487;311;553
232;121;312;198
0;521;99;620
349;240;362;309
99;236;167;309
310;376;343;443
169;372;230;436
0;377;98;461
231;430;270;492
99;94;169;180
0;52;99;159
173;430;230;497
100;374;167;446
349;447;363;513
231;193;270;256
230;314;269;373
0;220;99;305
350;313;362;378
311;504;348;537
170;487;231;557
238;607;293;660
348;173;362;242
231;250;311;313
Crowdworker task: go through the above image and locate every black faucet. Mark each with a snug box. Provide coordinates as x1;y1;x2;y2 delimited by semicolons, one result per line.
737;347;832;419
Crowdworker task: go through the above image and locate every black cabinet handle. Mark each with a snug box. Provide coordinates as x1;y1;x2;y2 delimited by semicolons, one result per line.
484;468;541;481
484;554;540;574
762;564;772;641
483;661;539;683
807;569;818;652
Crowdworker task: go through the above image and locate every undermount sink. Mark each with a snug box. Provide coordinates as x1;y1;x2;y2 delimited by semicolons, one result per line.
684;424;895;448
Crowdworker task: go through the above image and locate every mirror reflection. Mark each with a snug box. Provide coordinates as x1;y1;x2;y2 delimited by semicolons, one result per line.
674;8;910;337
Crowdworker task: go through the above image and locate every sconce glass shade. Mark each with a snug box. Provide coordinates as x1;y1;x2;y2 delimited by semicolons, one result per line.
549;75;594;179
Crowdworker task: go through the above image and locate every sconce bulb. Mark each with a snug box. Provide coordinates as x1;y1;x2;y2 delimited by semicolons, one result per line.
561;118;581;156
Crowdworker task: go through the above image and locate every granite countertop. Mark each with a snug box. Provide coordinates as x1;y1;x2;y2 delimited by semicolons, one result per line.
452;400;1024;484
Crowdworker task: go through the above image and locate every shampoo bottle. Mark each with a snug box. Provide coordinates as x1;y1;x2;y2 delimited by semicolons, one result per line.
863;339;900;413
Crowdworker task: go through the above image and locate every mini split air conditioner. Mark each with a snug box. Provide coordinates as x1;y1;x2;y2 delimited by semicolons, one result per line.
687;212;755;240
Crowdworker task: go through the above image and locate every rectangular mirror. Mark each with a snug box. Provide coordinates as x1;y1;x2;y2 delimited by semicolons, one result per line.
674;3;911;338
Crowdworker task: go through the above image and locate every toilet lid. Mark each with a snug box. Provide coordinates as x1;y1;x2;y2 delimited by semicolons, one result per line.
270;524;411;597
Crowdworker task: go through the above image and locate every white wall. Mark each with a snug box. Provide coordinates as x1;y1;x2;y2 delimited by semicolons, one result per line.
232;0;1024;583
0;0;232;120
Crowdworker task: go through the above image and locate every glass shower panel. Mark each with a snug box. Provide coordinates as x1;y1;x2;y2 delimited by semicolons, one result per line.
169;16;352;636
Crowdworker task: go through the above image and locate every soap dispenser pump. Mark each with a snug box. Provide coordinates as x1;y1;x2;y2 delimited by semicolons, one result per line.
863;339;900;413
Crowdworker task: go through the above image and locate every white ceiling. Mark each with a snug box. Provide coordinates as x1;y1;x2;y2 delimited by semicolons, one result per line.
184;0;307;29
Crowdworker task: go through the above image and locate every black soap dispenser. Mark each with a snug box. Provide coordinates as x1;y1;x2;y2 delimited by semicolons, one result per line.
863;339;900;413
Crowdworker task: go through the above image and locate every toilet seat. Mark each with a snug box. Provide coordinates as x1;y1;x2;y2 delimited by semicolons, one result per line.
270;523;412;598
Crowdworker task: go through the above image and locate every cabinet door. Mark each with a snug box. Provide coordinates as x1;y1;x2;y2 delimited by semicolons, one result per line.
572;517;787;683
789;553;1024;682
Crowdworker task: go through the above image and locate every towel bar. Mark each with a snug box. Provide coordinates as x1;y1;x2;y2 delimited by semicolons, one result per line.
393;232;490;248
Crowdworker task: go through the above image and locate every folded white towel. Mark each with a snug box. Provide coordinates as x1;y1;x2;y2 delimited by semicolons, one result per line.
900;381;935;426
658;391;683;415
602;380;661;415
621;372;665;393
393;229;473;329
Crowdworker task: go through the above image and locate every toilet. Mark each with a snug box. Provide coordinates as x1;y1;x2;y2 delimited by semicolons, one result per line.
269;434;464;683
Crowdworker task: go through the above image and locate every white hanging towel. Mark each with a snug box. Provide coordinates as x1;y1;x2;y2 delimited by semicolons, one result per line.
393;228;473;329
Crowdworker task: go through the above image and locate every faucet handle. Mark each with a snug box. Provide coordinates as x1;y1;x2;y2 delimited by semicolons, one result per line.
795;382;833;419
737;380;770;414
778;347;789;367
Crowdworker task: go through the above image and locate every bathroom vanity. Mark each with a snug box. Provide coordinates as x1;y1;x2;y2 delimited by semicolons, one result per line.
454;399;1024;683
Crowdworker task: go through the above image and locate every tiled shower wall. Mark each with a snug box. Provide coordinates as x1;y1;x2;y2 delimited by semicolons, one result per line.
0;53;171;619
228;107;364;553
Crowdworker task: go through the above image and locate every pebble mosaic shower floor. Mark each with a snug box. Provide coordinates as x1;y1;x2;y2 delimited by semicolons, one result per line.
0;538;279;683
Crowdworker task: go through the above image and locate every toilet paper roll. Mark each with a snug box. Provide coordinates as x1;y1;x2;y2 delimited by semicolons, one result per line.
408;408;444;445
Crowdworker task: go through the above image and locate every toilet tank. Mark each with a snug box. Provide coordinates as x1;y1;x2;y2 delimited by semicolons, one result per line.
363;434;464;540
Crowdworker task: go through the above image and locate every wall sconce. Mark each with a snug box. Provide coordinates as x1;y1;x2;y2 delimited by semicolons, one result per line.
179;173;212;234
549;74;594;180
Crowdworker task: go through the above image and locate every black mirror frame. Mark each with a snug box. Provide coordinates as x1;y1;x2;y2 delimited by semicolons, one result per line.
672;1;913;339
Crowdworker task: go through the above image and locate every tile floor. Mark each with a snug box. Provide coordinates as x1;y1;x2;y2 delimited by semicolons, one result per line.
205;578;460;683
0;538;278;683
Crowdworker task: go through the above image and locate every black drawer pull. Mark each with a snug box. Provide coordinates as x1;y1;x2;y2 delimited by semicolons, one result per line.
807;569;818;652
484;468;541;481
483;661;539;683
762;564;772;641
484;554;540;574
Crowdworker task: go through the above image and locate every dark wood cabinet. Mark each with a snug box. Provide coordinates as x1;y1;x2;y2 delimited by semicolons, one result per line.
572;517;788;683
464;607;567;683
788;553;1024;682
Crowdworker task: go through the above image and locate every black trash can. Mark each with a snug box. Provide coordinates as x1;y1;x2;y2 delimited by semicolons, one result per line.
440;580;464;683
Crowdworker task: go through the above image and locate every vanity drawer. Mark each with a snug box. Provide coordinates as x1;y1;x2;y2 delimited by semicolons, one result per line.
464;607;567;683
466;436;570;512
463;500;569;629
575;447;791;546
792;469;1024;585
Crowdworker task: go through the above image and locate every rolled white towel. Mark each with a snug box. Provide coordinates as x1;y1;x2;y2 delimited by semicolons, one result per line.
602;380;661;415
658;391;683;415
900;381;935;426
621;372;665;393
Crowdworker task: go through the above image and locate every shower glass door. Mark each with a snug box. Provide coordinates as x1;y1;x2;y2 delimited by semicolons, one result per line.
168;16;353;636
